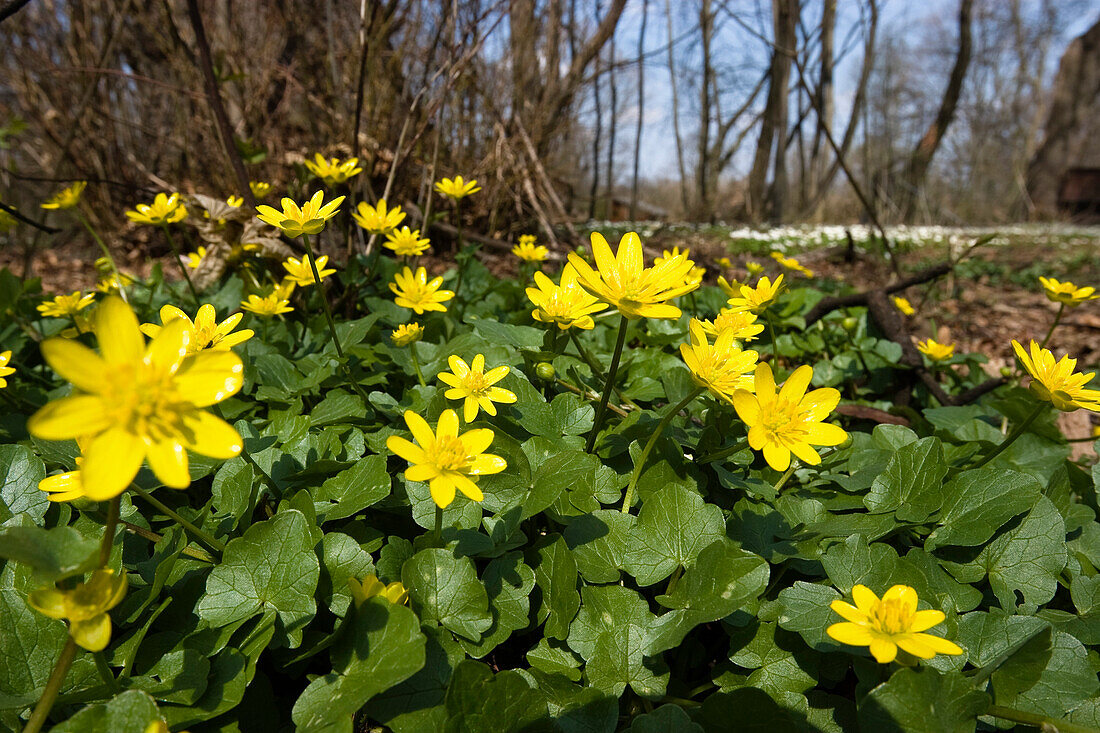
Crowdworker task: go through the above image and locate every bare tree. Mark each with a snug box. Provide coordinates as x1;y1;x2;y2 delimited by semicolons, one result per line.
630;0;648;220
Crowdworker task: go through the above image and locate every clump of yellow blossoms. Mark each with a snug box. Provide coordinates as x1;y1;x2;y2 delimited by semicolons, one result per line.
390;266;454;314
385;227;431;257
726;274;785;314
283;254;336;286
41;181;87;210
827;584;963;663
917;338;955;362
732;363;847;471
26;297;244;498
0;350;14;389
256;192;344;238
304;153;362;185
391;322;424;347
353;199;406;234
526;264;606;330
241;293;294;317
437;354;517;421
1039;276;1098;307
892;296;915;316
434;176;481;200
28;569;128;651
680;320;759;403
249;181;271;198
186;246;207;269
697;308;764;342
513;238;549;262
126;193;187;225
1012;339;1100;412
37;291;95;318
140;304;254;355
386;409;506;508
567;232;698;320
349;575;408;606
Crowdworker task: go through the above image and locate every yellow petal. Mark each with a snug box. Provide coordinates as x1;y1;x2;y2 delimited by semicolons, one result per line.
429;475;457;508
403;411;436;447
146;439;190;488
829;600;869;624
827;622;873;647
387;436;427;464
763;442;790;471
868;638;898;663
40;338;108;393
851;585;879;613
70;614;112;652
82;427;145;500
437;410;459;438
173;351;244;406
96;297;144;365
146;318;192;373
27;587;69;618
450;472;484;502
178;410;243;459
28;395;113;441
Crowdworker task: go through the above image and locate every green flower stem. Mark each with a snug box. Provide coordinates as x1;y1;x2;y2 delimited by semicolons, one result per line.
434;505;444;546
1039;302;1066;350
75;210;128;304
99;496;120;566
93;652;119;692
410;344;426;386
569;330;638;409
986;705;1100;733
553;378;630;418
158;224;200;306
773;462;798;492
21;637;78;733
130;485;225;556
586;315;630;454
665;565;684;596
764;310;780;372
621;387;706;513
970;402;1045;470
698;437;749;464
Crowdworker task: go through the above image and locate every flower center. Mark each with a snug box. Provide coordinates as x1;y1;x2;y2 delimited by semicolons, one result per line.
463;372;488;393
427;435;469;472
102;361;186;439
871;598;912;634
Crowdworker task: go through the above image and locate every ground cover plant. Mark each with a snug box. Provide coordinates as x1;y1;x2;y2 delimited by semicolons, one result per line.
2;178;1100;733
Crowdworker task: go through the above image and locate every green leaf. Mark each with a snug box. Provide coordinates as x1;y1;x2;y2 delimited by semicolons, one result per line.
989;626;1053;703
459;552;535;658
0;525;98;584
858;668;989;733
565;510;636;583
313;455;390;521
0;587;69;709
821;535;899;596
657;539;769;618
956;609;1048;668
526;638;583;682
530;534;580;641
0;444;47;524
196;510;320;646
994;629;1099;718
727;622;818;696
403;548;492;641
442;660;552;732
311;390;366;426
52;689;163;733
623;484;725;586
370;626;465;733
319;532;374;617
775;581;843;651
210;458;254;526
925;468;1041;550
863;437;947;522
627;704;703;733
694;688;801;732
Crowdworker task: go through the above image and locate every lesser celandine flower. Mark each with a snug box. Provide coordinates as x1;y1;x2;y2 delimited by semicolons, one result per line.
732;363;847;471
352;199;406;234
0;350;14;388
241;292;293;317
39;448;87;502
771;252;814;277
226;195;243;208
917;338;955;362
391;322;424;347
680;320;759;403
385;227;431;257
348;575;408;606
1012;339;1100;412
717;257;732;269
37;291;95;318
746;261;764;276
125;193;187;225
390;266;454;314
249;181;271;199
434;176;481;200
256;192;344;238
513;240;549;263
526;264;606;330
305;153;362;185
437;354;517;422
697;308;764;342
892;296;915;316
140;304;254;354
41;181;87;210
283;254;336;286
567;232;697;320
26;297;244;499
386;409;506;508
827;584;963;663
186;245;207;269
726;274;785;314
96;272;136;295
28;569;128;651
1039;276;1098;307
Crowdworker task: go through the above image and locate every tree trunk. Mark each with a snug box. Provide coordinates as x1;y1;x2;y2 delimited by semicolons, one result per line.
746;0;796;222
695;0;715;221
666;0;690;215
766;0;798;222
808;0;835;203
588;0;603;220
606;29;618;207
630;0;648;220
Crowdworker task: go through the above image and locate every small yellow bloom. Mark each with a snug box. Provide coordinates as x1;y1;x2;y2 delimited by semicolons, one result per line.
513;241;549;263
125;193;187;225
249;181;272;199
304;153;363;185
352;198;406;234
892;296;915;316
1092;424;1100;439
185;246;207;269
348;574;409;606
384;227;431;257
519;234;537;247
717;257;732;269
567;232;698;320
654;246;691;267
917;338;955;362
679;321;759;402
827;584;963;663
696;308;764;342
96;272;136;295
1012;339;1100;412
726;275;785;314
226;195;243;208
28;569;128;651
0;350;14;389
687;265;706;287
60;311;97;339
37;291;96;318
1039;276;1098;307
241;293;293;317
39;459;87;503
26;297;244;498
526;264;607;330
140;304;253;354
386;409;507;508
717;276;740;299
391;323;424;347
770;252;814;277
283;254;336;287
732;363;847;471
256;191;344;238
434;176;481;200
41;181;87;210
275;280;297;300
438;354;517;422
390;266;454;314
746;261;764;276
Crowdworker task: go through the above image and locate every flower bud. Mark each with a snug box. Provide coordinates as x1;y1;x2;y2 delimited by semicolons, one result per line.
535;362;556;381
841;317;858;332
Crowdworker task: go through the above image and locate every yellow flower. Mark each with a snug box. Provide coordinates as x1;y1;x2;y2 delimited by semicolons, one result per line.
139;304;253;354
696;308;764;342
0;350;14;389
717;257;732;269
827;584;963;663
1093;425;1100;439
41;181;87;210
348;574;408;606
654;246;691;267
384;227;431;257
434;176;481;200
256;191;344;238
39;459;87;502
679;320;759;402
226;195;243;208
26;297;244;499
304;153;363;185
96;272;136;295
185;246;207;269
249;181;272;199
125;193;187;225
386;409;506;508
28;569;128;651
526;264;606;330
275;279;296;300
391;323;424;347
746;261;764;276
917;338;955;362
37;291;96;318
1039;276;1098;307
1012;339;1100;412
892;296;915;316
352;199;406;234
513;241;549;263
437;354;517;422
771;252;814;277
717;276;740;298
519;234;537;247
60;311;97;339
282;254;336;287
241;293;293;317
687;266;706;287
567;232;698;320
732;363;847;471
726;274;785;314
390;266;454;314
